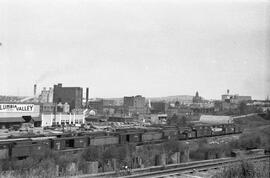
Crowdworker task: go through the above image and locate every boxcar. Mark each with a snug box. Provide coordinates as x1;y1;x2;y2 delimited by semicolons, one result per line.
0;143;10;159
51;138;67;150
74;136;89;148
142;131;163;142
163;128;178;140
185;131;196;139
178;133;187;140
119;132;142;144
224;125;235;134
12;144;31;158
234;126;241;133
195;126;212;138
211;127;224;136
90;136;119;146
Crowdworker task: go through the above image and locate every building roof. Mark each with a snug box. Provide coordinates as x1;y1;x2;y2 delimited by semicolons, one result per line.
0;117;25;123
199;115;233;124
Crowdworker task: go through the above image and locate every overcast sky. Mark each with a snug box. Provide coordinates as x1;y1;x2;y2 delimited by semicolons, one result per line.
0;0;269;99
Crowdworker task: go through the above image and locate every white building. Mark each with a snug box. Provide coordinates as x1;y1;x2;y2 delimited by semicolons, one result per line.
150;114;167;124
41;113;85;127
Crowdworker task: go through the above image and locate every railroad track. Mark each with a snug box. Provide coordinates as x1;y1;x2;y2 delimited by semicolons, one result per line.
75;155;269;178
121;155;270;178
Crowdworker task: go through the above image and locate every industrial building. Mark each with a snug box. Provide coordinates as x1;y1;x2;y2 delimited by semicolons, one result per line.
221;90;252;104
0;103;41;128
88;99;115;114
123;95;146;115
53;83;83;110
150;101;168;114
39;87;53;103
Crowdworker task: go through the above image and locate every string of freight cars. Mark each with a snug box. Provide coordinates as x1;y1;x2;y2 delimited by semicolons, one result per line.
0;123;242;160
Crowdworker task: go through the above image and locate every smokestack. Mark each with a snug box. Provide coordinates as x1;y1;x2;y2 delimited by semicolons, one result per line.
86;88;89;108
34;84;37;96
227;89;230;95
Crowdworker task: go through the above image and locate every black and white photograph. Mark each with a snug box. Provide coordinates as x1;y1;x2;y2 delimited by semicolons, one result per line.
0;0;270;177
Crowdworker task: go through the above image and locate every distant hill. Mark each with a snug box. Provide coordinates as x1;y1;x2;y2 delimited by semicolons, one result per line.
99;95;194;105
0;95;27;102
148;95;194;103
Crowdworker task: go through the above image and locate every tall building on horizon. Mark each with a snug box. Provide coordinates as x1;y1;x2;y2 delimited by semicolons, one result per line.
123;95;146;115
53;83;83;110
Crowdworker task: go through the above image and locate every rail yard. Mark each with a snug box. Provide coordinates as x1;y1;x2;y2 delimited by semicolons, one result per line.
0;123;241;160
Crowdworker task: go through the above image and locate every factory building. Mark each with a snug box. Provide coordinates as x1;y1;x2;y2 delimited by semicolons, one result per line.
39;87;53;103
123;95;146;115
53;83;83;110
0;103;41;128
167;107;193;118
150;101;168;114
88;99;115;114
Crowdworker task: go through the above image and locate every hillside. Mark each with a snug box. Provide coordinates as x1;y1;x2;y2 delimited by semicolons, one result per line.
233;114;270;129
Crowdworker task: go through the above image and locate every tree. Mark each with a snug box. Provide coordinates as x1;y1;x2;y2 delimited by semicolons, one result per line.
82;146;100;162
167;114;188;127
239;101;247;115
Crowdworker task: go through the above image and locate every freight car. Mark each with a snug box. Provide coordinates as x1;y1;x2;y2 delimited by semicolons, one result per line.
0;123;242;160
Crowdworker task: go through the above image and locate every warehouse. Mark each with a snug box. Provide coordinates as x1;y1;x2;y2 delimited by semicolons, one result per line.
0;103;41;128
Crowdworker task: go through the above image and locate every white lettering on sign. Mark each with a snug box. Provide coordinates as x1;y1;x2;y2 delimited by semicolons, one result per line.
0;104;34;112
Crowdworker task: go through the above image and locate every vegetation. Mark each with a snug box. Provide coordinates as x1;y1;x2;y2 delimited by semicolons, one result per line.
214;159;269;178
167;114;188;127
234;114;270;129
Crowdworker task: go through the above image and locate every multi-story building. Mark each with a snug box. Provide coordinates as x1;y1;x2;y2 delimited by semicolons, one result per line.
39;87;53;103
221;90;251;104
123;95;146;115
167;106;193;118
150;101;168;114
40;102;70;114
88;99;115;114
53;83;83;110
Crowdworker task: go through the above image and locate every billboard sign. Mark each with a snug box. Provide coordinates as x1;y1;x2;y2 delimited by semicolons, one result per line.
0;104;34;112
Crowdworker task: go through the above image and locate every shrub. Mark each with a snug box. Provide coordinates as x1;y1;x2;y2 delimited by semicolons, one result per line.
214;160;257;178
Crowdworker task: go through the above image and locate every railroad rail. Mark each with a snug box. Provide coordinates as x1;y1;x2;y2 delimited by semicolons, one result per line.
74;155;270;178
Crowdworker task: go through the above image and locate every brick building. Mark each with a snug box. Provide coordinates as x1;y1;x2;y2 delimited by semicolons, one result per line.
53;83;83;110
150;101;168;114
123;95;146;115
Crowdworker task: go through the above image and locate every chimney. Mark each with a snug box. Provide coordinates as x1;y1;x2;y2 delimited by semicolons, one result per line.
86;88;89;108
227;89;230;95
34;84;37;96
